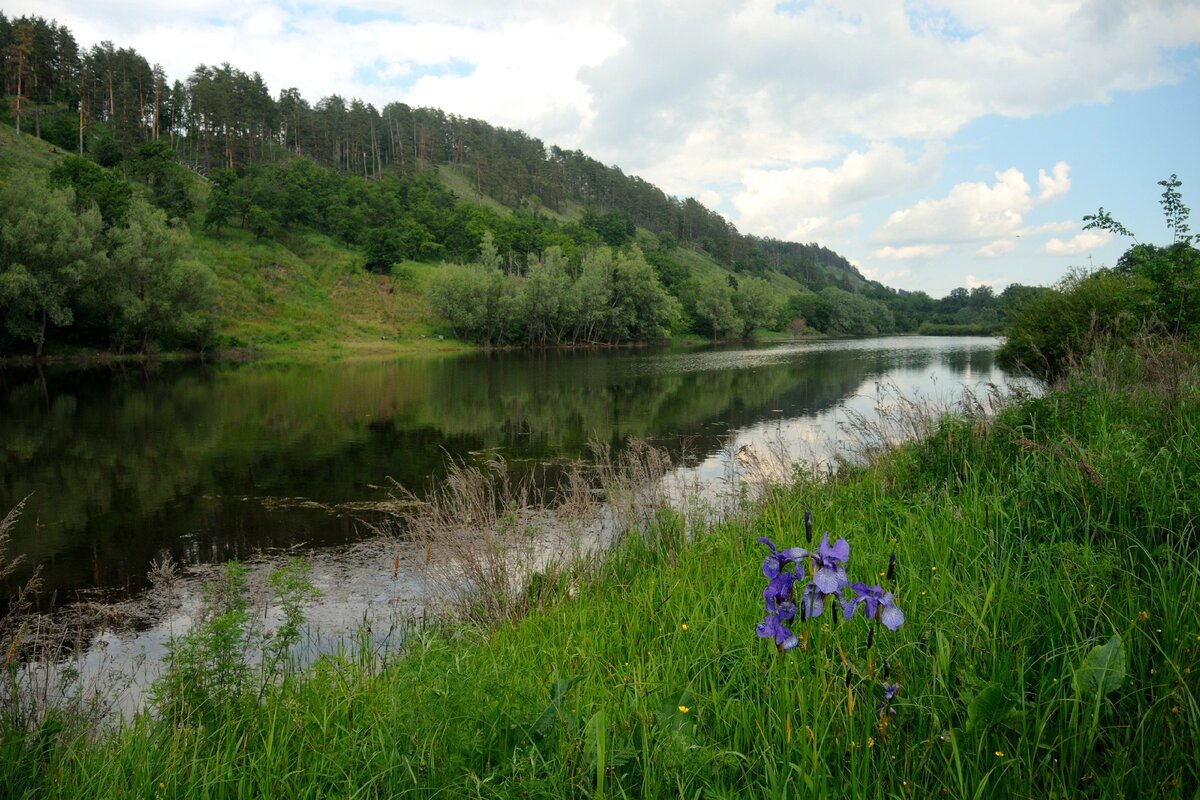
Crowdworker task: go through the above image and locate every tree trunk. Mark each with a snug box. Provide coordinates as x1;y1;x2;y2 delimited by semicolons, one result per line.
36;309;47;359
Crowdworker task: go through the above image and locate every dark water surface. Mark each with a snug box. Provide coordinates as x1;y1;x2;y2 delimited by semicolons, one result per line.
1;336;1006;606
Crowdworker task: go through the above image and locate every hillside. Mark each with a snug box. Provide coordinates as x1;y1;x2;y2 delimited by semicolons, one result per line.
2;117;830;357
1;11;1032;360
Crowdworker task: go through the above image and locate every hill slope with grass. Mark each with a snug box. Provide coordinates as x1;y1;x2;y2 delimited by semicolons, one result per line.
3;120;827;358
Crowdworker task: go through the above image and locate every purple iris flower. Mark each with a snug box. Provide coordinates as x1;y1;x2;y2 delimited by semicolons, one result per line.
763;570;797;613
799;581;828;619
756;613;800;650
842;582;905;631
879;682;900;716
810;533;850;593
758;537;808;579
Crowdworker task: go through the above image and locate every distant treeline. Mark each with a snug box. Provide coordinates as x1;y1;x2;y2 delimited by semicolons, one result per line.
0;11;862;289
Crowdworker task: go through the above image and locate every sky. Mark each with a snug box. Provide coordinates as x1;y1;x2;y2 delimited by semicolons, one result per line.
10;0;1200;297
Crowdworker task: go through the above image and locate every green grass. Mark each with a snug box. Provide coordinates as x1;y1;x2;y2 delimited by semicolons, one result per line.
4;341;1197;798
192;224;460;359
0;124;69;173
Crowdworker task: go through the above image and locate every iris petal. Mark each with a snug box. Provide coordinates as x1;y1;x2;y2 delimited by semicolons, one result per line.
827;537;850;563
814;567;844;594
841;594;860;620
881;604;905;631
779;547;808;562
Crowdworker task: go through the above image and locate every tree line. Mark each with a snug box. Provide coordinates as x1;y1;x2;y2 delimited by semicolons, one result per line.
1;11;864;289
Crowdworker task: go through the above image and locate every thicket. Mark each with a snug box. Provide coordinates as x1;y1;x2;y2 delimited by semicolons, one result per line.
0;166;214;358
999;175;1200;379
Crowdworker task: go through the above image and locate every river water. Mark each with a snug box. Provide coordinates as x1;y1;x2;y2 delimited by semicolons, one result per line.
1;336;1007;609
1;336;1013;714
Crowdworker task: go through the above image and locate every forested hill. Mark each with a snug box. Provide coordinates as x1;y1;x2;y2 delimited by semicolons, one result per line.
2;12;1029;358
0;11;862;289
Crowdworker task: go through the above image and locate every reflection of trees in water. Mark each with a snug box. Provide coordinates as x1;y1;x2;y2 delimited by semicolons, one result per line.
0;342;996;603
939;347;996;375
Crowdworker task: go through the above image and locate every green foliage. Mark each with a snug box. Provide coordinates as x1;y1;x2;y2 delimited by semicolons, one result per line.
1075;634;1126;699
731;276;781;337
965;682;1011;733
1003;175;1200;379
265;558;322;672
152;562;254;726
685;275;740;339
98;198;216;352
152;559;320;727
0;171;214;357
1157;174;1192;244
0;172;103;356
48;155;132;227
428;243;680;345
128;140;194;220
1116;242;1200;334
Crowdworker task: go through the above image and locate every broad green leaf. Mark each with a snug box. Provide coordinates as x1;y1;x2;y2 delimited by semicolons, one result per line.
1076;633;1126;698
966;682;1010;732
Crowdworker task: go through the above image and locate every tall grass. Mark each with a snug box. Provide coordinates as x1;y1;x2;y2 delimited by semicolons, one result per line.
3;340;1198;798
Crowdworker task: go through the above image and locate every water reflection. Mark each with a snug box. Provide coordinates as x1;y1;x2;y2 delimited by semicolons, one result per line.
1;337;1006;606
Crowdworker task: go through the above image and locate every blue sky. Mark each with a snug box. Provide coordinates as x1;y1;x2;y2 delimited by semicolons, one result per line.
9;0;1200;297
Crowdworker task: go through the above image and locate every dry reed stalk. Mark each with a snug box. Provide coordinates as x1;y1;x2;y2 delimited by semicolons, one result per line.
394;438;676;627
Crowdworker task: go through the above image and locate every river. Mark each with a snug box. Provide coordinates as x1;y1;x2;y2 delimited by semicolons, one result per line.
2;336;1008;609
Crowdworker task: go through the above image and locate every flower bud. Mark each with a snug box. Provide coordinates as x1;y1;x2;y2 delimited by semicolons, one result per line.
804;510;813;543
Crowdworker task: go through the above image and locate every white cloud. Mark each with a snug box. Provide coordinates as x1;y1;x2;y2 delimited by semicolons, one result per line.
977;240;1017;257
872;167;1033;245
965;274;1003;290
1016;220;1078;236
1037;161;1071;203
873;244;951;260
858;265;915;283
732;143;942;239
1043;230;1113;255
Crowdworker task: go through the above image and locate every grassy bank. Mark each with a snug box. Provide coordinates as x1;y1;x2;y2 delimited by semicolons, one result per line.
3;342;1198;798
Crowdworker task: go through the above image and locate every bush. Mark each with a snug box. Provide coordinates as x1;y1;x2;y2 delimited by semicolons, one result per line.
997;268;1148;379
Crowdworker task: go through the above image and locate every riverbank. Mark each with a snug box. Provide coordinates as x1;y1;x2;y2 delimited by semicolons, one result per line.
3;340;1197;798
